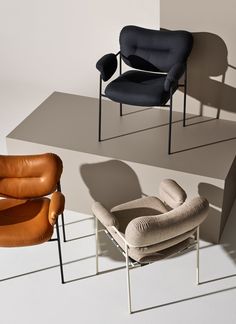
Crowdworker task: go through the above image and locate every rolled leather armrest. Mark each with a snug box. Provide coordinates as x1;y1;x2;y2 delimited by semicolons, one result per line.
48;191;65;225
96;53;118;81
164;62;186;92
125;196;209;247
91;201;119;228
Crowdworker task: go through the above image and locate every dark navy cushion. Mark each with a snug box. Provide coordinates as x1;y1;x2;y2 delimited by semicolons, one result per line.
96;53;117;81
105;71;178;107
120;26;193;73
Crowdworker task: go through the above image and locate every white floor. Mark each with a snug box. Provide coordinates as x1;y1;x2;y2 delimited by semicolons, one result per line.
0;83;236;324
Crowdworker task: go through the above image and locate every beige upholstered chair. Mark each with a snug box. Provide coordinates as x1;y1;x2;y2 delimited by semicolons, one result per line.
92;179;209;313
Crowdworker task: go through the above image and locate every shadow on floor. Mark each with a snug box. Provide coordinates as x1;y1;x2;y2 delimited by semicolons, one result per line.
132;285;236;314
80;159;142;262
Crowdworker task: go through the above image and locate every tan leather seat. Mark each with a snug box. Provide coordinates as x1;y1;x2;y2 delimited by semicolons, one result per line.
0;153;65;282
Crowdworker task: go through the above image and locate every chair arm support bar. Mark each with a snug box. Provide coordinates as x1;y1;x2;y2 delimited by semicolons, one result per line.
164;63;186;92
92;202;119;228
125;197;209;247
96;53;118;81
111;226;137;248
48;192;65;225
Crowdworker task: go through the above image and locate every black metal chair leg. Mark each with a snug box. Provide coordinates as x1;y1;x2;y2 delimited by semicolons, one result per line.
98;75;102;142
56;219;65;284
168;88;173;155
61;212;66;242
120;103;123;116
183;68;187;127
57;182;66;242
119;53;123;117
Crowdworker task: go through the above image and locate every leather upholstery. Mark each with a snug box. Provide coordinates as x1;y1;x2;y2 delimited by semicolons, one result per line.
0;153;63;199
0;153;65;247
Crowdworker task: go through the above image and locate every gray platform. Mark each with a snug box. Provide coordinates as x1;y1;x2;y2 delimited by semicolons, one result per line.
7;92;236;243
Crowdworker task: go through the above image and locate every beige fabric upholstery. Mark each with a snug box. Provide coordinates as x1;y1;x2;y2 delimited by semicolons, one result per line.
159;179;187;209
125;197;209;247
92;202;118;227
108;226;196;263
111;196;168;233
91;179;209;263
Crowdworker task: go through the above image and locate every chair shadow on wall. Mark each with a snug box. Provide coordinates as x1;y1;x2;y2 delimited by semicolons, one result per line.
80;159;143;262
198;182;236;284
182;32;236;119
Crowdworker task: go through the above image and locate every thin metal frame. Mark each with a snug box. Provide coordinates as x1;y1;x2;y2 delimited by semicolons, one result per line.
196;226;200;285
183;66;188;127
119;53;123;117
55;216;65;284
0;214;65;284
95;219;200;314
57;181;66;242
97;54;188;155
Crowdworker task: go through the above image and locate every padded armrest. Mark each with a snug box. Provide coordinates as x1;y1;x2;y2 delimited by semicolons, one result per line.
92;201;119;228
164;63;186;92
125;196;209;247
48;191;65;225
159;179;187;209
96;53;118;81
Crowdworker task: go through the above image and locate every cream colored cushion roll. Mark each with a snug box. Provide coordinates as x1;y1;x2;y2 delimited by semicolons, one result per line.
159;179;187;209
125;196;209;247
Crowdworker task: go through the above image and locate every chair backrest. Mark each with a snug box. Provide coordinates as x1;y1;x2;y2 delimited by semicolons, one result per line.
0;153;63;199
120;25;193;73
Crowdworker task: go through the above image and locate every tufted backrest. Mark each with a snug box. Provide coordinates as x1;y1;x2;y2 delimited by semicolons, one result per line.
0;153;63;199
120;26;193;73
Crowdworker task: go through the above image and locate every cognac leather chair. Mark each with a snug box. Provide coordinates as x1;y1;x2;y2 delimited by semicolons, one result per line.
96;25;193;154
92;179;209;313
0;153;65;283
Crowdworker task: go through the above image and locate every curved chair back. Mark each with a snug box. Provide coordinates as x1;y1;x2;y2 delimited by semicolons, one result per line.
0;153;63;199
120;25;193;73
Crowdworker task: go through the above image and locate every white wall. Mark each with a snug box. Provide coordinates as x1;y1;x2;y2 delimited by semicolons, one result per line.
0;0;159;153
0;0;159;96
161;0;236;121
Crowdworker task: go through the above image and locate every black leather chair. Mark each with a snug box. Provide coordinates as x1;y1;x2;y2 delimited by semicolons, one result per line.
96;26;193;154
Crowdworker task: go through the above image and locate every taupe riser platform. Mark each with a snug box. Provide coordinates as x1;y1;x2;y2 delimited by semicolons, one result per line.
7;92;236;243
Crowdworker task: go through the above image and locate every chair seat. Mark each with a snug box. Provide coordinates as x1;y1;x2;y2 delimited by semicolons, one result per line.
0;198;53;247
108;196;195;263
111;196;168;234
105;70;176;107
